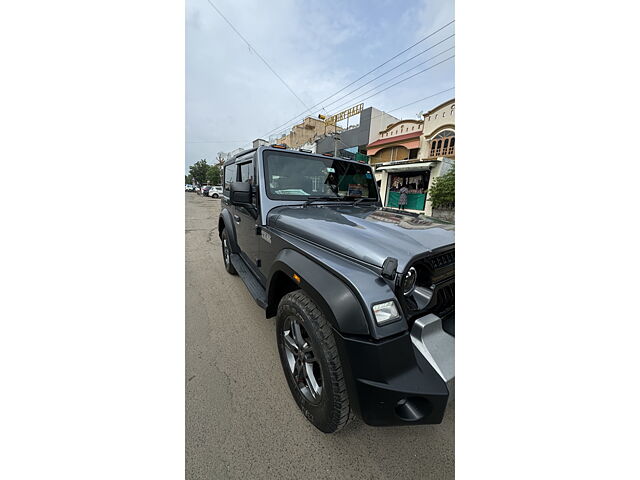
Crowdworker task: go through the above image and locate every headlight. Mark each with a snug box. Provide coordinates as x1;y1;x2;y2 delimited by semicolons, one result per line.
402;267;417;296
372;300;400;326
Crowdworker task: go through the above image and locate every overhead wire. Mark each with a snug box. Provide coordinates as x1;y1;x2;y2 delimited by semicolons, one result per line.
204;0;314;113
186;140;251;144
320;45;455;113
194;12;454;154
323;55;455;116
268;54;454;142
261;42;455;140
260;19;455;139
198;87;454;158
325;86;455;154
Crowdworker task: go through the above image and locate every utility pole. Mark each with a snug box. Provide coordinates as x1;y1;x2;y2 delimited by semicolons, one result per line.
333;134;340;157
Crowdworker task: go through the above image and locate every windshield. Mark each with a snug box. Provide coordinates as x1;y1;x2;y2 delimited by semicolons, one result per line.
263;150;378;201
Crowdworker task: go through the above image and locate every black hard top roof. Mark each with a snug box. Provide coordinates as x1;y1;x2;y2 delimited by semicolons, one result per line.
223;145;367;166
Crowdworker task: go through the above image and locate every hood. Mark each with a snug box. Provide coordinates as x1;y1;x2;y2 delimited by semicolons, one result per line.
268;205;454;271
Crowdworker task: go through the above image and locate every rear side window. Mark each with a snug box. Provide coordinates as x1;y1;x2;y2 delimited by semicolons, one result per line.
224;164;237;192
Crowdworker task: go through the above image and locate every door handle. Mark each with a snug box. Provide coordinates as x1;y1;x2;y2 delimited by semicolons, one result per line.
234;215;241;223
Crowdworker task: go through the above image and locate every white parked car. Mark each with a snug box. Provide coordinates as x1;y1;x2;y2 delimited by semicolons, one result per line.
208;186;223;198
185;184;194;192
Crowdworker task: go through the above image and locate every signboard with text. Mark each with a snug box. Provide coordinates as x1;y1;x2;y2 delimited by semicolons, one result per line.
325;103;364;126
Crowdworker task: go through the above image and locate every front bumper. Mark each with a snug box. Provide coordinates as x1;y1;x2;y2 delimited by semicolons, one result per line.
334;313;454;426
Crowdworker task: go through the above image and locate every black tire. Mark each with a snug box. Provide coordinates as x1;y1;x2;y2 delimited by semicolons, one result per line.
212;194;219;198
221;229;236;275
276;290;352;433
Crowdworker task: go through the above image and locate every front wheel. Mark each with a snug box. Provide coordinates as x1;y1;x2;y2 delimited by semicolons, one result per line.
276;290;352;433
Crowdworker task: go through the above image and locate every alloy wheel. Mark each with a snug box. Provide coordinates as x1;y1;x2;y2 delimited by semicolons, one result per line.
282;317;323;404
223;237;230;266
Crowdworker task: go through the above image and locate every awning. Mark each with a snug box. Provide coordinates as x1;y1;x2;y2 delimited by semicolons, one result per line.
367;131;422;148
374;161;436;173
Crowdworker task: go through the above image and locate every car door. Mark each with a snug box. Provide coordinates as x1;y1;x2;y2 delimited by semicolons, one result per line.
234;155;263;282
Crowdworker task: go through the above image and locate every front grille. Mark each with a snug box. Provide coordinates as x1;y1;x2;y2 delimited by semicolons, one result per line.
399;248;455;321
430;282;455;315
426;250;455;270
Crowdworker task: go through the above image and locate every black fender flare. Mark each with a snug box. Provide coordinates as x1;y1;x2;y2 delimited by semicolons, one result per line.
218;209;239;253
266;249;369;336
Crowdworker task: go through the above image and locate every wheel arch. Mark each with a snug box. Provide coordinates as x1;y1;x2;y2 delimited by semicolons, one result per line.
266;249;370;336
218;209;239;252
266;271;300;318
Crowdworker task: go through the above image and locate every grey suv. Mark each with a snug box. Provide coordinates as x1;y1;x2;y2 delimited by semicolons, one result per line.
219;145;454;433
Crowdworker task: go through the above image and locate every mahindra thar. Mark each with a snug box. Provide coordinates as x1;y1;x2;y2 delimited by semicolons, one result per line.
218;145;454;433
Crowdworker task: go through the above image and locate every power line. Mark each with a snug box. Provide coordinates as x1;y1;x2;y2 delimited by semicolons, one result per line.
324;55;454;116
215;88;454;159
261;23;454;139
337;87;455;142
260;19;455;139
321;45;455;113
347;88;456;133
186;140;251;144
323;87;455;155
263;40;455;140
272;54;454;142
204;0;313;112
384;87;455;116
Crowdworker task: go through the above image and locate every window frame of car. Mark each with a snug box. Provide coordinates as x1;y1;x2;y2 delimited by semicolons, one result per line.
235;152;259;207
223;163;237;193
262;150;378;202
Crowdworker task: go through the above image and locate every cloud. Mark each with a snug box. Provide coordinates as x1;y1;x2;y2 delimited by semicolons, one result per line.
186;0;454;172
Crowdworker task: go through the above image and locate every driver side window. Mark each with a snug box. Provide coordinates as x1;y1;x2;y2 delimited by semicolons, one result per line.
238;161;254;184
237;159;258;209
224;164;237;192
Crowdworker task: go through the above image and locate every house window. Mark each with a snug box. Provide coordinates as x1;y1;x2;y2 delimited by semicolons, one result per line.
429;129;455;157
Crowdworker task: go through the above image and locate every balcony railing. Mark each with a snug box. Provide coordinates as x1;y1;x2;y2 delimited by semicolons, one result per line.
428;137;455;158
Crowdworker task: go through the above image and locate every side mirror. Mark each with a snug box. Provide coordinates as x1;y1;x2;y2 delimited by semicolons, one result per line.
230;182;251;205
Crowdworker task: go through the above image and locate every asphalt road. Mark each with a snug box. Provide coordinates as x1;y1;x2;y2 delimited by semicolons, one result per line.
186;193;454;479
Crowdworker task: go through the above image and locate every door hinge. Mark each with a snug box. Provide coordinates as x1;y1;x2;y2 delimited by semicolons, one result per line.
255;226;261;235
256;259;261;267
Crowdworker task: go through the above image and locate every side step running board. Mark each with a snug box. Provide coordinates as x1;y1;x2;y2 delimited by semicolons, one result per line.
230;253;267;308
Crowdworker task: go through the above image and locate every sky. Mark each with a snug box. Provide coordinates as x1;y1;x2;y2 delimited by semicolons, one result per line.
186;0;455;174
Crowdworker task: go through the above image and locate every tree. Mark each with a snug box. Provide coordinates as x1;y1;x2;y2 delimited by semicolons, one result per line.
207;164;221;185
185;174;192;184
189;159;209;185
428;163;455;208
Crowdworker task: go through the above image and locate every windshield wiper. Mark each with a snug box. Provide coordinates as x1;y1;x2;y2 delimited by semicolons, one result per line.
352;197;375;206
304;195;343;206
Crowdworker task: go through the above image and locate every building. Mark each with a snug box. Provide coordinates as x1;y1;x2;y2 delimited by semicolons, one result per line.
367;98;455;216
272;116;335;149
252;138;269;148
219;146;246;163
420;98;455;215
315;107;398;161
296;140;317;153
